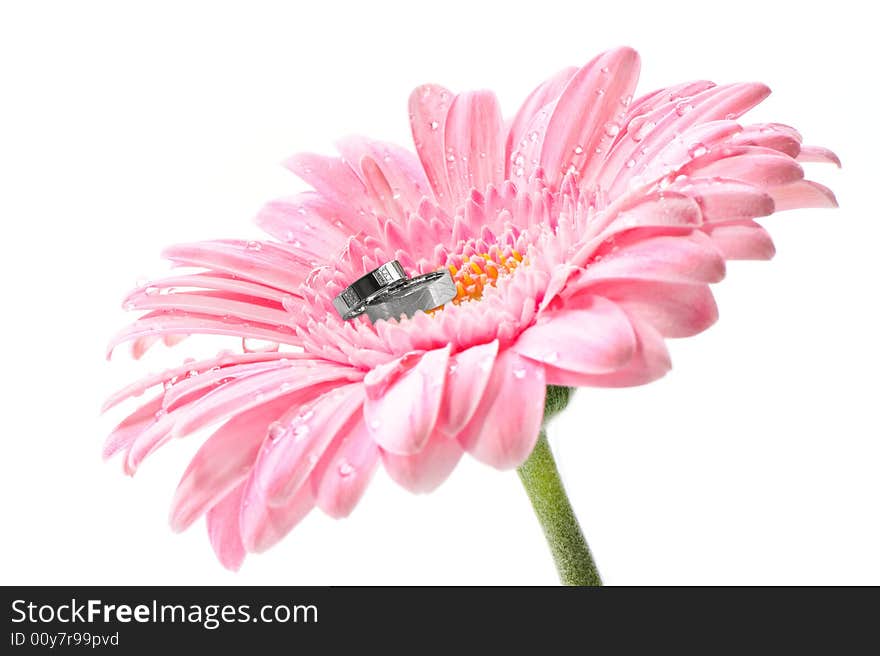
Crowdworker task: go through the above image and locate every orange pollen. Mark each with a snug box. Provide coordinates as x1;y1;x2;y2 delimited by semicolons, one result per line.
446;249;524;304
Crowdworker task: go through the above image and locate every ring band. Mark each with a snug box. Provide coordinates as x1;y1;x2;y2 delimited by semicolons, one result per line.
363;269;457;323
332;260;408;320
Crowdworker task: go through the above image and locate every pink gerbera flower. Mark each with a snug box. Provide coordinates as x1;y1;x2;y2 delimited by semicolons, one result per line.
104;47;837;573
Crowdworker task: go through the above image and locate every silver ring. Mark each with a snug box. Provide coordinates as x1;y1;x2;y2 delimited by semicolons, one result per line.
332;260;408;320
363;269;457;323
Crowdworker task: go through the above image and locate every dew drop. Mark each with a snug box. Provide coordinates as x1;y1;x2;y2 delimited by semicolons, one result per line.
268;421;286;442
528;130;539;142
626;159;636;168
512;366;527;379
246;240;262;251
688;143;708;158
595;88;605;96
544;352;560;364
447;153;455;162
429;120;439;130
338;461;355;478
573;145;584;155
293;424;310;441
600;66;610;74
674;102;693;117
369;418;381;430
620;94;632;107
603;122;620;137
144;286;159;296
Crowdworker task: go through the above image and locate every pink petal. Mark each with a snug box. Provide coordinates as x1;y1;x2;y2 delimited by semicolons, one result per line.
107;312;300;359
163;240;310;293
796;145;841;167
770;179;838;211
671;178;775;222
254;197;349;259
239;473;315;553
505;65;578;169
540;47;641;187
336;136;431;212
542;317;670;387
687;147;804;187
598;80;716;188
513;296;636;374
124;290;290;327
103;394;163;460
284;153;371;216
124;272;293;306
443;90;504;204
458;350;546;470
251;383;365;506
206;483;247;571
729;123;801;157
169;398;293;533
703;220;776;260
575;231;726;286
409;84;454;205
608;82;771;196
382;427;464;493
581;280;718;338
436;340;499;435
634;120;742;186
311;416;379;518
572;191;702;266
363;346;450;455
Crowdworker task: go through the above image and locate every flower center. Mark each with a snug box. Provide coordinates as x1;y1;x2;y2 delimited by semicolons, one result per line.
446;248;523;304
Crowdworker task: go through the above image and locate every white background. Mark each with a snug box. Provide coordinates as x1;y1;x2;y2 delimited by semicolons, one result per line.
1;0;877;585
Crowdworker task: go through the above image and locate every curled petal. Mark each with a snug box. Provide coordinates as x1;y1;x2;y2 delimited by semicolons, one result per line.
206;483;247;572
312;416;379;518
770;179;838;211
703;220;776;260
240;474;315;553
436;340;499;435
257;383;365;506
382;427;463;494
458;350;546;470
542;317;670;387
514;297;636;374
796;145;841;167
581;280;718;338
364;346;450;455
170;398;293;533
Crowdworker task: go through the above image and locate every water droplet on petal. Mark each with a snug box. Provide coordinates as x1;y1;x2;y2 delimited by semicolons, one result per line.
293;424;310;441
688;143;708;158
675;102;694;117
144;286;159;296
603;122;620;137
369;418;381;430
573;145;584;155
626;159;636;168
544;352;560;364
338;460;355;477
528;130;539;142
429;120;439;130
268;421;286;442
246;240;262;251
600;66;610;74
512;366;527;379
620;94;632;107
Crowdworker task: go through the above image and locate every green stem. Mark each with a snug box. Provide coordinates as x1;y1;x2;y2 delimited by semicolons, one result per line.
516;386;602;586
